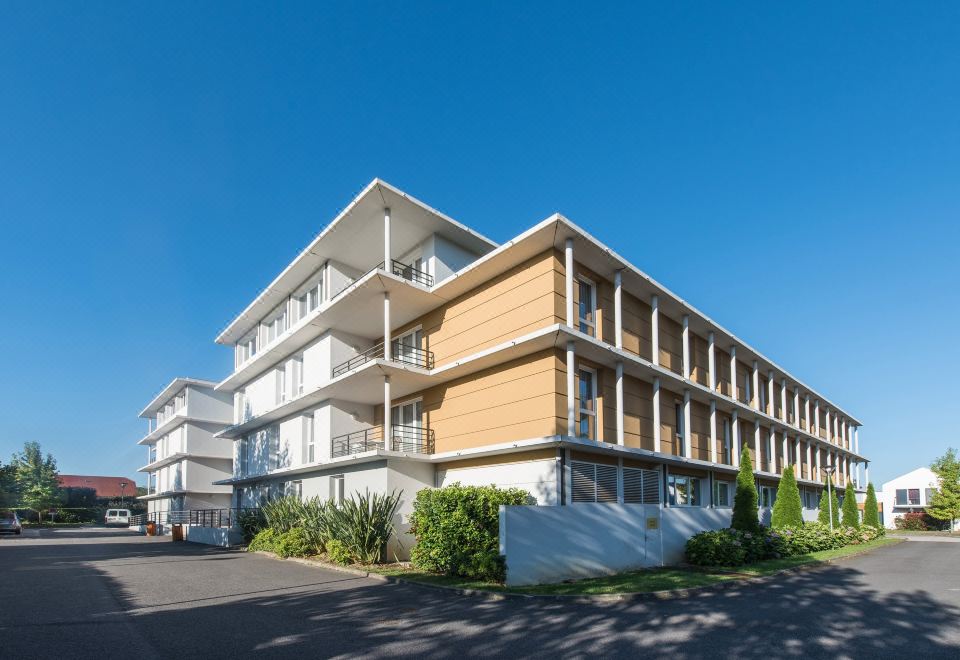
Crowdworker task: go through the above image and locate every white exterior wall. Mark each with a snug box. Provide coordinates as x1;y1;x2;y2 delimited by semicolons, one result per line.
419;233;481;283
185;386;233;422
436;458;558;505
327;259;363;298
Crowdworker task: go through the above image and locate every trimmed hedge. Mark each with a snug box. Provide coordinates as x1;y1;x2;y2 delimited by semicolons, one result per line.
409;483;530;582
686;522;885;567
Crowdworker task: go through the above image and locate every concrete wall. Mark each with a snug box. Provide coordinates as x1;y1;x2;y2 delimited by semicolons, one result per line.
186;386;233;423
436;453;558;505
185;526;244;547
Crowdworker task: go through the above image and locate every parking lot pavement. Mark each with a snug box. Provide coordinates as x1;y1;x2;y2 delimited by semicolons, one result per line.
2;527;960;659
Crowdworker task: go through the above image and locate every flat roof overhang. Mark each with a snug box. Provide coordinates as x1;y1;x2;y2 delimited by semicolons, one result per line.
216;179;498;346
139;377;219;418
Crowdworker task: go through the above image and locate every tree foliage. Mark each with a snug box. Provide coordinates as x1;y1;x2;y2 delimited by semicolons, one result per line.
841;481;860;529
818;479;840;528
13;441;60;522
731;444;759;532
771;465;803;528
0;460;18;509
928;448;960;531
863;483;881;529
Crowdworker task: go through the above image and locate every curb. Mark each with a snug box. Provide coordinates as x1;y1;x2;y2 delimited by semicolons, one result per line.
249;538;903;604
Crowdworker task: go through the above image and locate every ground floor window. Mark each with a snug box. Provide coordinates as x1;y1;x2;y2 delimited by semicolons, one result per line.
331;475;345;505
760;485;777;507
623;467;661;504
280;480;302;500
714;480;732;507
668;475;702;506
571;461;617;503
803;489;819;509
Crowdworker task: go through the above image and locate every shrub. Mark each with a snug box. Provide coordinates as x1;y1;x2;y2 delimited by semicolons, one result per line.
247;528;277;553
895;512;931;531
841;482;860;529
772;466;804;529
238;508;266;542
410;483;530;581
863;483;881;529
818;483;841;528
685;528;770;566
325;490;402;564
326;539;352;565
731;444;760;532
262;496;306;534
274;528;311;558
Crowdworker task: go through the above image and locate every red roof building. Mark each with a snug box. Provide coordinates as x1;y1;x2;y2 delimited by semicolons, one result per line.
58;475;138;499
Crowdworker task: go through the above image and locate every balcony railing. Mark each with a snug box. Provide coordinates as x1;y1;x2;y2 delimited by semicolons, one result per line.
380;259;434;287
331;424;435;458
332;342;434;378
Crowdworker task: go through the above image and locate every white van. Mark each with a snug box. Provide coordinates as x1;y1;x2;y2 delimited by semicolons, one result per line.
104;509;131;527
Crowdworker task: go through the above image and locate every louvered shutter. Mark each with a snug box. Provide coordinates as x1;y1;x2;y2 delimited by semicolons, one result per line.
596;464;618;502
571;461;595;502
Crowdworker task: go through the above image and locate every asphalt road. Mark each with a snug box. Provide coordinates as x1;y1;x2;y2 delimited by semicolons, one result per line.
2;527;959;659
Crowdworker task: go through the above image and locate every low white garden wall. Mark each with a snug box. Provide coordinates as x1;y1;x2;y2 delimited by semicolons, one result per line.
185;526;244;547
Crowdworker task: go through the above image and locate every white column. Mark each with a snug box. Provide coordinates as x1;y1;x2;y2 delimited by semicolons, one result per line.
652;377;662;453
815;443;822;482
566;341;575;436
732;410;740;467
767;370;775;416
383;292;392;361
614;270;623;350
772;426;780;473
814;400;821;436
383;207;391;267
842;419;848;449
794;436;801;472
793;387;800;429
825;408;832;443
651;295;660;366
806;441;812;480
707;331;716;391
383;376;391;450
709;400;717;464
564;238;574;327
753;421;761;471
781;433;788;473
865;462;869;485
752;361;760;409
683;390;692;458
615;361;624;446
831;412;838;445
804;395;811;432
682;315;691;379
780;379;788;423
730;346;738;400
855;426;860;454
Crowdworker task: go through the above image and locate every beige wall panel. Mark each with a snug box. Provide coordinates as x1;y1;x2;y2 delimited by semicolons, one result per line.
689;332;709;386
440;448;556;471
659;315;683;374
690;399;711;462
660;387;682;456
621;292;653;361
737;360;753;405
570;450;618;466
624;376;654;450
714;347;732;397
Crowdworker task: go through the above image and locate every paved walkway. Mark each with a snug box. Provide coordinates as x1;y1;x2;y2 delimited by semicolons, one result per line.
2;528;959;658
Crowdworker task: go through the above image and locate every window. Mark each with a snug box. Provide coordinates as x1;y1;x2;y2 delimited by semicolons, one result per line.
759;381;767;413
744;374;752;405
331;475;345;505
804;489;818;509
668;475;702;506
303;414;315;463
392;328;423;367
722;419;732;464
760;485;777;507
714;480;732;507
896;489;921;506
282;480;302;500
236;332;258;367
571;461;618;503
294;355;304;396
578;368;598;440
295;270;324;320
262;302;288;345
623;467;661;504
674;401;684;440
577;277;596;336
276;367;286;404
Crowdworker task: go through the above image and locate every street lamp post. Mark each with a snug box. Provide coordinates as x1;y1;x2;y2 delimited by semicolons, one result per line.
119;482;127;507
822;466;836;532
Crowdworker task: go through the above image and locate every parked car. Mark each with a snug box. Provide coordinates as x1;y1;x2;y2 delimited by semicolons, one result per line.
0;511;22;535
104;509;131;527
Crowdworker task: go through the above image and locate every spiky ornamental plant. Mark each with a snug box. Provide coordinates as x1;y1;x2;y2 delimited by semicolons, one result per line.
863;483;881;529
732;443;760;531
842;481;860;529
771;465;804;528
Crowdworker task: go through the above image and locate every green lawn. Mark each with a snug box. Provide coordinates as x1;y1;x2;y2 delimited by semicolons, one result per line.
365;537;902;596
888;529;957;537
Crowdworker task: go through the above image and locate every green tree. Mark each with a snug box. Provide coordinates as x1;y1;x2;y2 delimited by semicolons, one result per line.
863;483;881;529
13;442;61;523
731;444;759;531
818;479;840;528
928;448;960;532
841;481;860;528
0;460;18;509
771;465;803;528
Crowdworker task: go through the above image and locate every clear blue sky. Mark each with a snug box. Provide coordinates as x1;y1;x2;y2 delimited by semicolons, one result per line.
1;3;957;487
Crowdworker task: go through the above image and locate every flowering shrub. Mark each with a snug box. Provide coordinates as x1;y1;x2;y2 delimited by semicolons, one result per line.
685;522;886;566
894;512;936;531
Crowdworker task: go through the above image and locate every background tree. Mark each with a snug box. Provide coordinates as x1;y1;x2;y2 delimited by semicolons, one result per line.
0;460;18;509
928;448;960;532
818;480;840;528
863;483;881;529
13;441;61;524
732;444;759;531
841;481;860;528
771;465;803;528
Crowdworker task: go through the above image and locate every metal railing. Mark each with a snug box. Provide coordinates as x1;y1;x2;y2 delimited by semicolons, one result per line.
380;259;434;287
331;424;435;458
332;341;434;378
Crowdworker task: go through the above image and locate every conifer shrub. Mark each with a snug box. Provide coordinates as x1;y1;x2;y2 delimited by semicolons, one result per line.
863;483;881;529
731;444;760;532
771;465;804;529
841;482;860;529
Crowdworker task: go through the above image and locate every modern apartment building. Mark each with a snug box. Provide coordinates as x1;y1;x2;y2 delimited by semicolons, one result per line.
137;378;235;522
213;179;868;553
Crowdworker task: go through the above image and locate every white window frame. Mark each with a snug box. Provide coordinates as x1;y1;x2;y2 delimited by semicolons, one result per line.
331;474;345;505
577;276;597;337
714;480;732;507
668;474;702;507
294;354;304;396
577;366;598;440
392;326;423;366
276;366;287;405
303;414;315;463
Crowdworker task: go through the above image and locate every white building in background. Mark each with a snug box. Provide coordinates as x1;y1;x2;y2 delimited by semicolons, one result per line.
879;467;956;530
137;378;235;523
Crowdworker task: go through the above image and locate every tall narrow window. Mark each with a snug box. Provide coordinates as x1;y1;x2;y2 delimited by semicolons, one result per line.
577;277;596;336
392;328;423;367
675;401;684;440
578;368;597;440
331;475;345;505
744;374;752;405
303;414;315;463
391;400;423;451
723;419;731;464
759;381;767;413
276;367;286;404
294;355;304;396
